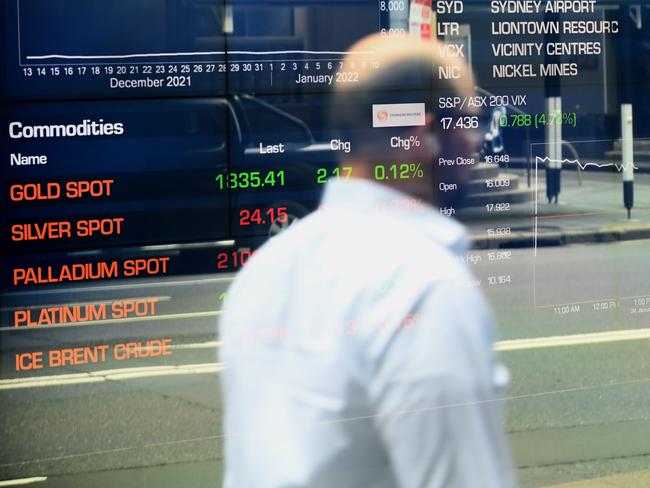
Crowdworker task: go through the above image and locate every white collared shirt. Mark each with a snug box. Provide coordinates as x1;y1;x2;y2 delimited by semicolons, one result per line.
220;178;516;488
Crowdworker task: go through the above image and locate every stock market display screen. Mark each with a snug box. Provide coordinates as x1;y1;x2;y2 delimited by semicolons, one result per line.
2;1;650;486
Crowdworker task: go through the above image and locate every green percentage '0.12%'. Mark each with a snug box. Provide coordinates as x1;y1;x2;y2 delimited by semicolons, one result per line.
499;112;577;129
374;163;424;181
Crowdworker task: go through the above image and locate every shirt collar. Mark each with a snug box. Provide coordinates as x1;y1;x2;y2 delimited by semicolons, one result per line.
321;178;469;256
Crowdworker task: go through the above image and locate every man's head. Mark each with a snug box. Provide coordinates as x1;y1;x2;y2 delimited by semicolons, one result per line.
328;34;479;208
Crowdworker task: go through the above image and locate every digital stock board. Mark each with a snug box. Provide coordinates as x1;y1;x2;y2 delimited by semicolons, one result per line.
2;1;650;483
0;0;647;365
0;0;443;377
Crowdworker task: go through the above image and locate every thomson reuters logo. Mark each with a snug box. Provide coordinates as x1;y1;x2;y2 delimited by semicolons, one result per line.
372;103;426;128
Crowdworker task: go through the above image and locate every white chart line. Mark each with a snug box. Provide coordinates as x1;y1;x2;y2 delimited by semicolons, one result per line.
535;156;639;172
25;50;375;61
531;141;640;304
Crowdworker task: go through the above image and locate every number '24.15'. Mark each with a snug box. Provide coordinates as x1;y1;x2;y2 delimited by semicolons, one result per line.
239;207;288;226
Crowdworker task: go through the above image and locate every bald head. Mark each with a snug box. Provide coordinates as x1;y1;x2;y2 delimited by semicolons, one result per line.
328;34;479;207
341;34;475;99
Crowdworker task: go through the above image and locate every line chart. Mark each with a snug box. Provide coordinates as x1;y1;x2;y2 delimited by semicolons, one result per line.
535;156;638;172
25;50;376;61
